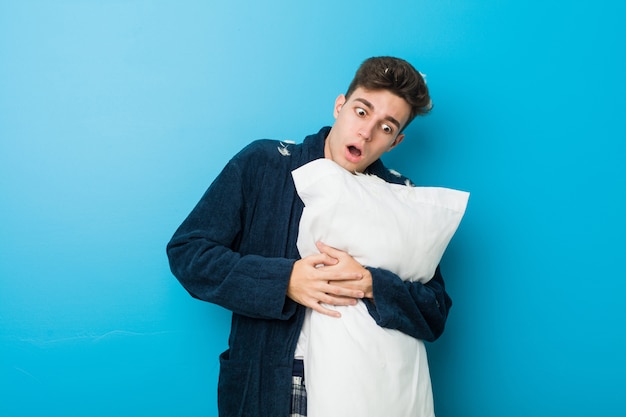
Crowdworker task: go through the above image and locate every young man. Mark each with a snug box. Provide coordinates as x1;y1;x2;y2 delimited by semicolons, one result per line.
167;56;452;417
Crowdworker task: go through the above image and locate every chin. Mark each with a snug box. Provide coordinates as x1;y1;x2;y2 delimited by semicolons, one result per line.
348;164;365;173
333;160;354;173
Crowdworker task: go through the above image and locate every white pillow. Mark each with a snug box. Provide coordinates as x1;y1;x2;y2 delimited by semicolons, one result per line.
292;158;469;283
292;158;469;417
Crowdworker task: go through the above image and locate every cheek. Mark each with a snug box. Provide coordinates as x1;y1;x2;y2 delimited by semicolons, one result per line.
386;136;402;150
373;137;397;153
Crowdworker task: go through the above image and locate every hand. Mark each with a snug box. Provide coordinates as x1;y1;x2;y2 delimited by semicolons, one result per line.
287;243;365;318
316;242;374;299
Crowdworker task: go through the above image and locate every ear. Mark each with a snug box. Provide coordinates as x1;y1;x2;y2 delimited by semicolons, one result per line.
333;94;346;118
387;133;405;152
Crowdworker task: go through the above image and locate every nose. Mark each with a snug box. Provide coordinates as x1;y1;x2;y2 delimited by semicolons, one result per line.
358;121;375;142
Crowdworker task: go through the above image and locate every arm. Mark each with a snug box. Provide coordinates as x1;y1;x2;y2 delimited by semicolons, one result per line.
316;242;452;342
168;236;298;321
167;147;365;320
364;266;452;342
166;154;298;321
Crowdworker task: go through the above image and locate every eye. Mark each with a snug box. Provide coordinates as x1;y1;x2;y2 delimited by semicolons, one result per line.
381;123;394;134
355;107;367;117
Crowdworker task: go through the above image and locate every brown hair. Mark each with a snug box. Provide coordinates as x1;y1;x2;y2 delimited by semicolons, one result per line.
345;56;432;129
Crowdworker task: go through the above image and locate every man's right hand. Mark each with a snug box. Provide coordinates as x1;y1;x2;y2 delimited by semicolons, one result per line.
287;250;365;318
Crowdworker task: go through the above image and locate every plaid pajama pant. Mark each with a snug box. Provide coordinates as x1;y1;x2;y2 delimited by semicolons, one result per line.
290;359;307;417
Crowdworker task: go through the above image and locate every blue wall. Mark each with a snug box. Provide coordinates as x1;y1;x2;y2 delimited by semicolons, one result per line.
2;1;625;416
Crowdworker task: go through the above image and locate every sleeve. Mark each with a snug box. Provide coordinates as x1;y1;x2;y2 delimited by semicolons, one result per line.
363;265;452;342
166;150;299;321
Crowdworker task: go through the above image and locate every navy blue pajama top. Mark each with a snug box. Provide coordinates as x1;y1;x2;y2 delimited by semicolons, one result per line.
167;126;452;417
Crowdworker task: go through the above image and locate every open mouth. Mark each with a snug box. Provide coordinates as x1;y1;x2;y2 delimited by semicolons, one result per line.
347;145;362;157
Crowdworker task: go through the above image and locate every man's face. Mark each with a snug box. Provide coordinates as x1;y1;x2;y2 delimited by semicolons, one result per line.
324;87;411;173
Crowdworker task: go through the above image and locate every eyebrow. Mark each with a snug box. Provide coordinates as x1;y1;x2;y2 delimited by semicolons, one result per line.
353;97;402;130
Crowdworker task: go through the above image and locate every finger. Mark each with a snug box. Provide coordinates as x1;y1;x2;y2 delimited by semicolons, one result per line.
324;282;364;299
320;270;363;282
310;302;342;318
305;251;338;267
315;241;345;258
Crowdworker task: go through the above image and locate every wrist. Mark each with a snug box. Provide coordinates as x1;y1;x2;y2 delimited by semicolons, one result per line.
362;267;374;299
